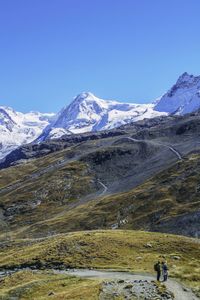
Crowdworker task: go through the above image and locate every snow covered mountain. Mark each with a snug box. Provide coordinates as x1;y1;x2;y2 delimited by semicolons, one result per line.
2;72;200;159
155;72;200;114
0;106;55;159
37;92;167;141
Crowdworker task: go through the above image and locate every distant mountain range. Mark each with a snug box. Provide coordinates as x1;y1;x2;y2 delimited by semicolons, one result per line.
0;107;55;159
1;72;200;159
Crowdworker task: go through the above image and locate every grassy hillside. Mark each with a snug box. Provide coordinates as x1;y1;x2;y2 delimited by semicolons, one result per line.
0;147;97;234
4;152;199;239
0;118;199;239
0;270;100;300
0;230;199;297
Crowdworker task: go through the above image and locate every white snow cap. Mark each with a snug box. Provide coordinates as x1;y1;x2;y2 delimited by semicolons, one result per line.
37;91;167;142
155;72;200;114
2;71;200;159
0;107;55;159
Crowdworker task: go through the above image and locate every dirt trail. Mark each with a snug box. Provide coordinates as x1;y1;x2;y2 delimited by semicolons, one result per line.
98;180;108;196
127;137;183;160
0;268;198;299
60;269;198;300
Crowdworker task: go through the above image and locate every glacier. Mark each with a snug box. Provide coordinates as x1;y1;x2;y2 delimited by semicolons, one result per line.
0;107;55;159
36;92;167;142
1;72;200;160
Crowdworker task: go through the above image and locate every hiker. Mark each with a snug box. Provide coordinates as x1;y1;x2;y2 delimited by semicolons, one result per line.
162;261;169;282
154;261;161;281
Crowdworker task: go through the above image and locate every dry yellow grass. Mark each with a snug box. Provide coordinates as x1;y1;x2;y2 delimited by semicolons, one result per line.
0;270;100;299
0;230;199;296
1;153;199;240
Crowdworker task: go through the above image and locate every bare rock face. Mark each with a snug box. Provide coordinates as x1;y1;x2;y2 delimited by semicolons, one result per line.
152;211;200;238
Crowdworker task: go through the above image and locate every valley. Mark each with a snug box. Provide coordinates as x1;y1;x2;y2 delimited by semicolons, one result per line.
1;0;200;297
0;95;200;299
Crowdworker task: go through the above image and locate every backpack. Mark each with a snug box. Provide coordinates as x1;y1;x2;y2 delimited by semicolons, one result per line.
154;263;159;271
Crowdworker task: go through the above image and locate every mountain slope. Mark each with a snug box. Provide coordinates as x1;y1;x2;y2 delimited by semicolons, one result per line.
37;92;166;141
155;72;200;114
0;106;55;159
0;110;200;239
5;151;198;240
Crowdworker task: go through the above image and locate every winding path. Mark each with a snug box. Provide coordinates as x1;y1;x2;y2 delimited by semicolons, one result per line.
0;268;198;299
126;137;182;160
96;137;182;198
62;269;198;300
0;136;182;197
98;180;108;196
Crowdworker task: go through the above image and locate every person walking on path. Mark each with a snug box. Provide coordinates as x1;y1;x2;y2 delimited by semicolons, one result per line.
162;261;169;282
154;261;161;281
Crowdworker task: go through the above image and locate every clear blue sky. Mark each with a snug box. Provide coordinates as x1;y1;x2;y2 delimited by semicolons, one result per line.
0;0;200;112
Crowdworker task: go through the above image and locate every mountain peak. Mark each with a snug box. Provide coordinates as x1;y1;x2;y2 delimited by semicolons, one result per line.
176;72;200;86
155;72;200;114
72;92;98;103
176;72;194;84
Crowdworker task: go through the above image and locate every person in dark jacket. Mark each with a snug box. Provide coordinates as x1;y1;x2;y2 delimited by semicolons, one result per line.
162;261;169;281
154;261;161;281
